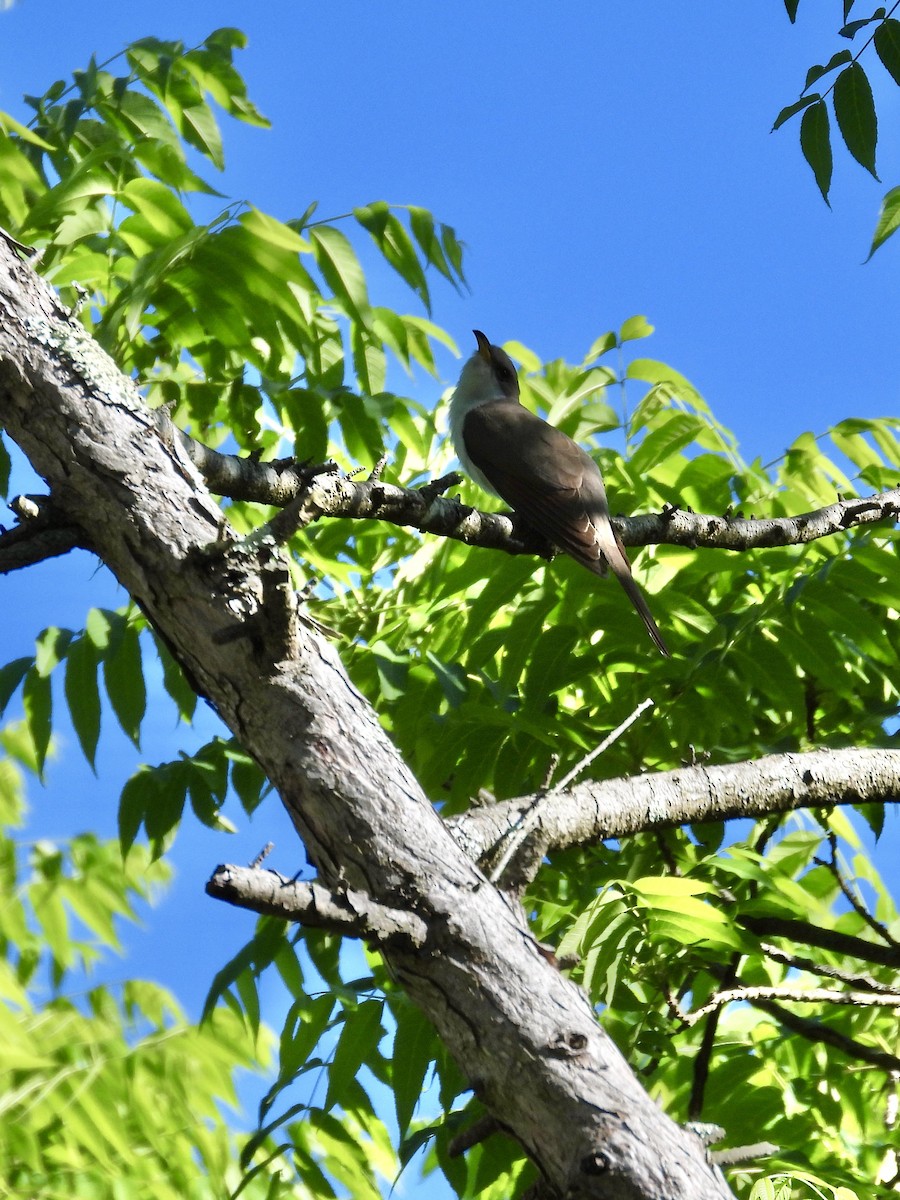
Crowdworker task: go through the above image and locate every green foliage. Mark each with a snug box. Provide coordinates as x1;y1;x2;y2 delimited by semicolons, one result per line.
2;29;900;1200
775;6;900;253
0;754;303;1199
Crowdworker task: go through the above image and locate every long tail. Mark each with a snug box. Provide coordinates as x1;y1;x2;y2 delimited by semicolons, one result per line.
607;553;669;656
593;522;669;656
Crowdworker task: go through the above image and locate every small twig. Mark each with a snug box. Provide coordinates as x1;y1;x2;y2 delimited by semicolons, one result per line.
0;223;36;257
541;754;560;790
760;942;899;994
448;1114;499;1157
415;471;463;505
551;698;655;794
368;454;388;482
250;842;274;869
738;914;900;969
753;998;900;1072
486;698;655;885
709;1143;779;1167
682;985;900;1026
815;832;899;949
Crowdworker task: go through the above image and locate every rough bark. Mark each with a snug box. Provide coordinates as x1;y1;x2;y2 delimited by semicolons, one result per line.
0;250;735;1195
448;747;900;885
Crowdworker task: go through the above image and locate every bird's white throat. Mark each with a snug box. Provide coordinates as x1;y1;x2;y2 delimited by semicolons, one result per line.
448;353;506;497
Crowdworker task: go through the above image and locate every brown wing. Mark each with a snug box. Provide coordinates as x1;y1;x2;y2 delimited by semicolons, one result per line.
462;402;669;656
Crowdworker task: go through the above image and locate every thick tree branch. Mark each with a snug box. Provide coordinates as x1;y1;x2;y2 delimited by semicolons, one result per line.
0;240;734;1198
739;915;900;969
0;494;84;572
206;864;429;946
6;405;897;575
449;747;900;886
161;415;900;553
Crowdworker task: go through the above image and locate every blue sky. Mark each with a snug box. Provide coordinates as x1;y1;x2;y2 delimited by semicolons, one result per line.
1;0;899;1162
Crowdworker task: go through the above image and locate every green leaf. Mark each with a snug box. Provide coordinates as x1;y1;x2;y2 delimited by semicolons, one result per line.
325;999;384;1111
630;411;707;476
867;186;900;259
151;632;197;722
407;206;456;284
22;669;52;777
34;626;74;677
392;1002;436;1139
311;226;372;329
118;765;157;854
584;330;617;362
772;93;820;132
354;202;431;311
832;63;878;177
783;0;800;21
875;18;900;85
103;623;146;747
804;51;852;90
0;656;32;716
64;636;102;769
618;315;654;343
800;100;833;202
119;177;193;238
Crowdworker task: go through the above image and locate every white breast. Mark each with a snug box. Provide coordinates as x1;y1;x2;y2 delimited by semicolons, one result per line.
448;355;504;497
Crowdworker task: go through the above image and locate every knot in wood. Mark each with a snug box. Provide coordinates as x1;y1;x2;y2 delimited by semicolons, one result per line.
579;1151;609;1176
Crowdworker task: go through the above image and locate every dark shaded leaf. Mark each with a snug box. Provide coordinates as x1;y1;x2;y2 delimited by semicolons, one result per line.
773;94;821;132
103;622;146;746
804;51;852;89
118;765;159;855
800;100;833;202
325;999;384;1111
0;656;32;716
839;10;885;38
833;63;878;177
0;434;10;497
65;636;101;769
22;668;51;778
392;1002;437;1140
874;17;900;85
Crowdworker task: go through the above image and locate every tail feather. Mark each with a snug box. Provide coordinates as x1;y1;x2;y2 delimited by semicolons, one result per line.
591;522;669;657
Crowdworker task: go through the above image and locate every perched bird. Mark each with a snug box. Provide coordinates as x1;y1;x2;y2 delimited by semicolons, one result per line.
450;329;669;656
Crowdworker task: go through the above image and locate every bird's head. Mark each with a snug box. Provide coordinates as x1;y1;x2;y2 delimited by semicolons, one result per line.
454;330;520;407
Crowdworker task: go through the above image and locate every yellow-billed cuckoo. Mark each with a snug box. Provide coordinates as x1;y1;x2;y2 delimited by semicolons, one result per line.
450;330;669;656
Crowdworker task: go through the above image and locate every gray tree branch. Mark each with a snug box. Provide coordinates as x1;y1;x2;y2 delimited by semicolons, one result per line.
0;243;734;1199
206;864;429;946
449;747;900;887
4;401;898;576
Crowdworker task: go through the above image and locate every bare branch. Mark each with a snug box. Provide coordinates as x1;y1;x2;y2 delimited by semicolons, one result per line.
739;914;900;969
680;985;900;1026
760;943;899;994
153;413;900;558
449;747;900;882
206;865;429;946
0;494;85;572
816;832;900;949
